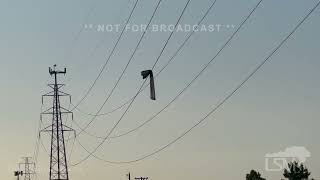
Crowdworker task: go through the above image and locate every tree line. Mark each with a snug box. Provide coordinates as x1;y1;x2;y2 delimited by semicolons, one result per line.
246;161;315;180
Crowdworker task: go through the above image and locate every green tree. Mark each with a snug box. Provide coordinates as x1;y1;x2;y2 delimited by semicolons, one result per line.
246;170;266;180
283;161;312;180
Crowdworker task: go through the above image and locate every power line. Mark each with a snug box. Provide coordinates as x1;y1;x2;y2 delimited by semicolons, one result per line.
151;0;192;70
71;100;128;116
72;0;263;163
70;0;192;166
72;0;164;138
63;2;139;135
72;0;192;138
72;0;219;140
64;1;98;60
82;0;133;66
32;75;52;180
74;0;318;164
32;105;42;165
32;134;52;180
71;0;140;112
32;105;46;180
73;0;260;141
69;0;218;118
32;136;40;180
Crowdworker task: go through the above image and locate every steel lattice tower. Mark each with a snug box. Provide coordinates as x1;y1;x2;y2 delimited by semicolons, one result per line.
19;157;35;180
41;65;74;180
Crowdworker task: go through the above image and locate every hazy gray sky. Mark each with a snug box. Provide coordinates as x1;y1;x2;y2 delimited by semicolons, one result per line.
0;0;319;179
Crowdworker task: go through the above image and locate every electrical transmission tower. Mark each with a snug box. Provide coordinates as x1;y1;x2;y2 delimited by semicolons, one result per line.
19;157;35;180
40;65;75;180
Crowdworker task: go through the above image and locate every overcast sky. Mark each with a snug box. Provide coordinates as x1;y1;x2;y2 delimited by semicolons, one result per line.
0;0;319;179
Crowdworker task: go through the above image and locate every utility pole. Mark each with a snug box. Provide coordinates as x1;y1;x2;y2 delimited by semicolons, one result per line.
126;172;131;180
40;65;75;180
126;172;149;180
19;157;35;180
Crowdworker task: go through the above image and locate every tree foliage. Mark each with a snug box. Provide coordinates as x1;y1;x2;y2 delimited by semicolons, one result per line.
283;161;312;180
246;170;266;180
